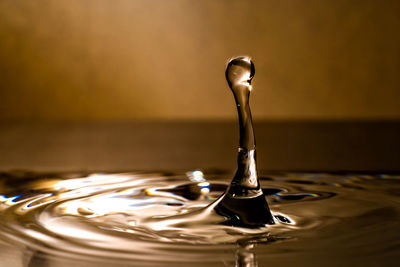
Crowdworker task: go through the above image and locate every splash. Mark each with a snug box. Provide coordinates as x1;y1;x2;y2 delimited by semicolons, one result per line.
214;57;274;226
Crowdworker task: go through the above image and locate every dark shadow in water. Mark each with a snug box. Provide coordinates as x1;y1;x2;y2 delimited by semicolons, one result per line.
26;251;50;267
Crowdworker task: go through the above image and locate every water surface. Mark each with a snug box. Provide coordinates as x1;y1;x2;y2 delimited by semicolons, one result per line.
0;170;399;266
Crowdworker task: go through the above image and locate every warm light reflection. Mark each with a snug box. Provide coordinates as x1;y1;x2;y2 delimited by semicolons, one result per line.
53;174;132;190
198;182;210;195
198;182;209;187
0;195;21;209
200;188;210;194
16;194;56;215
247;149;258;188
187;170;205;182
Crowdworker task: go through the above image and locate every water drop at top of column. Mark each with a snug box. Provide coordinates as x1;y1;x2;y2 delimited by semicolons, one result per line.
225;56;255;91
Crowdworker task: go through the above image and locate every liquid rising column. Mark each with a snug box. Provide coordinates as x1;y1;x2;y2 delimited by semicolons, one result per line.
215;57;274;227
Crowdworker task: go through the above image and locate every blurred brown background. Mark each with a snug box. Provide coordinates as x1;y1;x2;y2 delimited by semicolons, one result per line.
0;0;399;121
0;0;399;172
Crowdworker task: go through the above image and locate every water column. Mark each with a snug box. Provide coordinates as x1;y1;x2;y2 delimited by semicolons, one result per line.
215;57;274;227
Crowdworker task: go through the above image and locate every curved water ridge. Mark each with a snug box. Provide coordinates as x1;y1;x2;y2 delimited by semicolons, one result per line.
0;171;399;265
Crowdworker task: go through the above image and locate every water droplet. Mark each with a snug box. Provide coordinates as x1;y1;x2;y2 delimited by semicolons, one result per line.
226;56;255;91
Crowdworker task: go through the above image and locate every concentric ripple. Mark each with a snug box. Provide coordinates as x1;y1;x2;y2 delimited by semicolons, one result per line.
0;171;399;266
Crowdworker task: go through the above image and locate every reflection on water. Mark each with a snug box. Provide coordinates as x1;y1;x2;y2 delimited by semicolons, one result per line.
0;170;399;266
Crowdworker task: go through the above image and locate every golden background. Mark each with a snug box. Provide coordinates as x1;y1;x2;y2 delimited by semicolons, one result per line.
0;0;399;121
